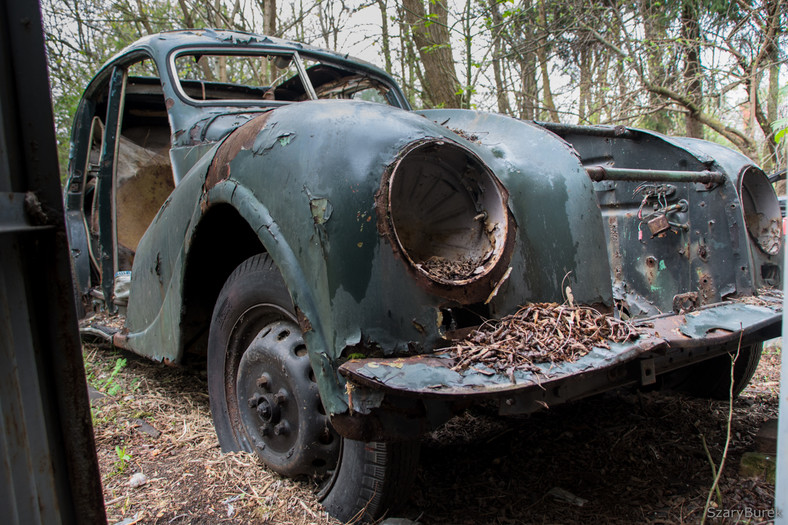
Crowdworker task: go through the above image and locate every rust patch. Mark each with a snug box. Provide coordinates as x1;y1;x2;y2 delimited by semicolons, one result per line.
672;292;698;313
205;113;272;190
165;98;174;109
644;256;658;286
112;331;130;349
607;216;623;281
450;128;480;143
698;272;715;305
296;307;313;333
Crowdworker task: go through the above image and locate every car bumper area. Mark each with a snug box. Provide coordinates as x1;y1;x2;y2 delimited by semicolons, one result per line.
332;297;782;441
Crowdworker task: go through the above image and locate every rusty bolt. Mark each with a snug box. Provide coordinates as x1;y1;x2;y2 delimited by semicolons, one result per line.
257;375;269;389
259;423;272;437
273;422;290;436
273;390;288;405
247;393;262;408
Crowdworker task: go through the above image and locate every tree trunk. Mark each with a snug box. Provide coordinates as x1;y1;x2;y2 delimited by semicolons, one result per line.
261;0;276;84
263;0;276;36
519;54;537;120
402;0;463;108
396;1;425;105
761;0;781;171
682;1;702;138
578;46;589;123
462;0;473;108
487;0;511;115
377;0;393;73
536;0;558;122
639;0;670;133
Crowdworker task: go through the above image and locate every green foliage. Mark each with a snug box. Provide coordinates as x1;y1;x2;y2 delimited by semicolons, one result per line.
114;445;132;474
423;12;439;27
104;358;128;396
771;85;788;144
85;352;129;397
774;119;788;144
43;0;182;182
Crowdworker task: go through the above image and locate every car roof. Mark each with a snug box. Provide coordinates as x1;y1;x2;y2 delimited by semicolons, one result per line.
103;28;388;79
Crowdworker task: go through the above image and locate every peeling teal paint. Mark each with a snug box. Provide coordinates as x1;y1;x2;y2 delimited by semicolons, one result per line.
309;197;332;225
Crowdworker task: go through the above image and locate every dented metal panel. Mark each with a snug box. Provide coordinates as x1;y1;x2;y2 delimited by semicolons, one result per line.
536;122;781;316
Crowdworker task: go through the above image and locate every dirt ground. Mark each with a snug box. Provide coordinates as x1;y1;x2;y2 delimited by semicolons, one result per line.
85;340;781;525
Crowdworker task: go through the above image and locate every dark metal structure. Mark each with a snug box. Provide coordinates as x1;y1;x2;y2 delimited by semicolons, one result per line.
0;1;105;523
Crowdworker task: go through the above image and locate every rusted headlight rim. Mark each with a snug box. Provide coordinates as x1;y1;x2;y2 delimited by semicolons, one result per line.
739;166;782;256
376;138;516;303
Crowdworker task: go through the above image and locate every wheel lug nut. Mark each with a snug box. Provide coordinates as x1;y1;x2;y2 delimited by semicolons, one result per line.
259;423;271;436
247;393;262;407
273;390;288;405
273;421;290;436
257;375;270;389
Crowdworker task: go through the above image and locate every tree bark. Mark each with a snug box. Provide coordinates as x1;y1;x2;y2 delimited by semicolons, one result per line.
578;46;589;123
682;1;702;138
487;0;511;115
639;0;670;133
402;0;463;108
536;0;559;122
377;0;393;73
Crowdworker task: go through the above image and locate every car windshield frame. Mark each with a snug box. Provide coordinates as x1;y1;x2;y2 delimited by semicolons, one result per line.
167;45;400;108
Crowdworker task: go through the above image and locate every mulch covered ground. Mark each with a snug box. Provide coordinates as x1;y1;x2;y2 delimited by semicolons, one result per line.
85;339;781;524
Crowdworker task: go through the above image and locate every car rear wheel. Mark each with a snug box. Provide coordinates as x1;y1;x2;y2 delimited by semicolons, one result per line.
665;343;763;400
207;254;418;520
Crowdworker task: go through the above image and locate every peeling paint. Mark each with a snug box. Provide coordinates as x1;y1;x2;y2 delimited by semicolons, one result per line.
278;133;294;147
309;197;332;225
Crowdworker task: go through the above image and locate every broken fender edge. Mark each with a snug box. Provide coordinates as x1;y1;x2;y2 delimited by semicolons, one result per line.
339;300;781;401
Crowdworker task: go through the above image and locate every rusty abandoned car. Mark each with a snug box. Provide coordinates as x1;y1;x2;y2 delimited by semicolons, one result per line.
66;29;783;521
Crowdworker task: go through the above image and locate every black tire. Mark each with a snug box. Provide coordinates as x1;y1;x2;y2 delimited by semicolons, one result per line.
668;343;763;400
319;439;420;523
207;254;339;476
208;254;420;521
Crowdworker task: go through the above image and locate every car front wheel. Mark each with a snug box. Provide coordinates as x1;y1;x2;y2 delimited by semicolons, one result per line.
207;254;418;521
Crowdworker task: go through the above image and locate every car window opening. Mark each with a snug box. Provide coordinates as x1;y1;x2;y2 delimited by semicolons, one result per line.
172;51;393;105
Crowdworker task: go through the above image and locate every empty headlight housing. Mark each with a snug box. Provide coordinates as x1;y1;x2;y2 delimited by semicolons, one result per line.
740;167;781;256
377;139;514;303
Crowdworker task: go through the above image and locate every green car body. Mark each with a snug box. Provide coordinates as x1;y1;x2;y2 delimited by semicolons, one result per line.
66;29;782;518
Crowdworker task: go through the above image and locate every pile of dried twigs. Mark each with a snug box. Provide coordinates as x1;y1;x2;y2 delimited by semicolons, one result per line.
450;302;638;374
420;255;482;280
737;287;784;306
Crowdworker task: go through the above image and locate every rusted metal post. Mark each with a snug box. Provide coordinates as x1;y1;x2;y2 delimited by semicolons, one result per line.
0;0;106;522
